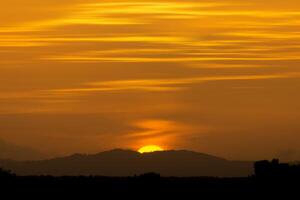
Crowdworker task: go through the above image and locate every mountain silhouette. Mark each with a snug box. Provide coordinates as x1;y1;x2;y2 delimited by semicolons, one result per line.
0;149;253;177
0;139;46;161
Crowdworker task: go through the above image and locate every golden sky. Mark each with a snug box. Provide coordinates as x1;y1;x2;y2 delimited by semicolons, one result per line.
1;0;300;160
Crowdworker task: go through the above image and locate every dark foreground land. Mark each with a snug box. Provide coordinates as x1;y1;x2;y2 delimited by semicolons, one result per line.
1;159;300;198
1;175;299;198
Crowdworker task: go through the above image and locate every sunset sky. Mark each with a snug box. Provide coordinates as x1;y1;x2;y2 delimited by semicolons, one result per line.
1;0;300;161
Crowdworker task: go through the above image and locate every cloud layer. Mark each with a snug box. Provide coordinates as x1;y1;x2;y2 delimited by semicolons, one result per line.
0;0;300;160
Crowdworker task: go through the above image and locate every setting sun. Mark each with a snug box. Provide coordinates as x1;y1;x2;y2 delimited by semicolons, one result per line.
138;145;163;154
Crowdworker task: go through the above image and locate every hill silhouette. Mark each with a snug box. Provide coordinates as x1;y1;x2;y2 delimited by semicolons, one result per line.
0;149;253;177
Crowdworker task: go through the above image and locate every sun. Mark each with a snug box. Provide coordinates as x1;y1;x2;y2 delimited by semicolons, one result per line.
138;145;163;154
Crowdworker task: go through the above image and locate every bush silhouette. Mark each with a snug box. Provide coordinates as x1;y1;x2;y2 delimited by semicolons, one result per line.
0;168;15;178
139;172;161;181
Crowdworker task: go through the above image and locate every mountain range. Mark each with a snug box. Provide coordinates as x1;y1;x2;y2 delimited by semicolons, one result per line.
0;149;254;177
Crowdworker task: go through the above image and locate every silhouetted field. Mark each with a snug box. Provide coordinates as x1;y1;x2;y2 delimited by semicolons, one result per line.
1;175;299;197
1;160;299;197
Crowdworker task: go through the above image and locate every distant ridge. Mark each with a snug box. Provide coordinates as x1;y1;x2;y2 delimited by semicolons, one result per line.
0;149;253;177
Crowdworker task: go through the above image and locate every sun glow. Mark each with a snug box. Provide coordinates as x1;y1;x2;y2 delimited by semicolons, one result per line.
138;145;163;153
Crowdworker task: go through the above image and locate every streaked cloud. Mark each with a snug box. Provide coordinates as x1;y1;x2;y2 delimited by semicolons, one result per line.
126;119;203;150
47;72;300;94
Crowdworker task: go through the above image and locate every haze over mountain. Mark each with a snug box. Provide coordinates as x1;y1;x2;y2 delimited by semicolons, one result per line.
0;139;46;161
0;149;253;177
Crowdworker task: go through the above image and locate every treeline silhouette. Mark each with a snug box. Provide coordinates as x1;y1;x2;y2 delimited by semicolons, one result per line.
0;159;299;197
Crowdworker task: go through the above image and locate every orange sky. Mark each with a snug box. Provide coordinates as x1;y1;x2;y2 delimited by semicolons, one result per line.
1;0;300;160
